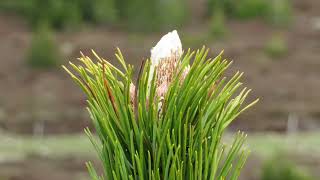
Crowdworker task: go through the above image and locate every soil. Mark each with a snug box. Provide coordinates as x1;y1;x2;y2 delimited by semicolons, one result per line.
0;155;94;180
0;0;319;134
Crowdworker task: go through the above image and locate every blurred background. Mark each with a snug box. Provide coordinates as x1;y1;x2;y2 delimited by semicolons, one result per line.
0;0;319;179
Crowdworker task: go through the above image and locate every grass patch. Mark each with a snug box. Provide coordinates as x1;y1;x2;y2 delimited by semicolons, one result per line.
262;152;315;180
1;132;319;162
265;34;288;58
0;133;92;162
26;25;60;69
246;132;320;157
210;5;227;39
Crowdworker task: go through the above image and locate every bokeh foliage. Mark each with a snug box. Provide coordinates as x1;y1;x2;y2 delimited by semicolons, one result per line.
0;0;292;32
262;153;315;180
27;24;60;69
0;0;187;31
207;0;292;26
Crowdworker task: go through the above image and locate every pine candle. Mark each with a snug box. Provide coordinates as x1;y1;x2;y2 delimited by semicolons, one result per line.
63;30;258;180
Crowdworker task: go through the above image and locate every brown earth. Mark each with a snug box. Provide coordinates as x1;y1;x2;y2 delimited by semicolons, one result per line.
0;0;319;134
0;155;94;180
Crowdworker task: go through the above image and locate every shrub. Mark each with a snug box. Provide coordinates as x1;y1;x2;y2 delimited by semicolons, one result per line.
124;0;187;31
91;0;118;25
0;0;33;15
262;154;314;180
114;0;127;19
207;0;271;20
208;0;293;26
267;0;292;27
156;0;187;30
27;24;60;69
64;31;258;179
125;0;157;31
1;0;118;30
27;0;66;29
207;0;228;16
229;0;270;20
77;0;117;25
1;0;188;32
265;34;288;58
210;4;227;38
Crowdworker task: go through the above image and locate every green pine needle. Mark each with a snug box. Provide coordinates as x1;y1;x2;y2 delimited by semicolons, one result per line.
63;47;258;180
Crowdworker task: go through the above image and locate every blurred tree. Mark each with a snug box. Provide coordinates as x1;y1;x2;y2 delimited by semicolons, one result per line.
26;0;82;30
63;1;83;29
229;0;269;19
208;0;294;30
210;2;227;38
265;33;288;58
91;0;118;25
1;0;293;31
125;0;157;31
114;0;127;19
156;0;187;30
0;0;33;15
268;0;292;27
27;23;60;69
207;0;234;17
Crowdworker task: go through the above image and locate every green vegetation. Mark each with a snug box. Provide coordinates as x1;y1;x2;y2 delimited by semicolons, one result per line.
156;0;187;29
0;0;117;29
0;0;186;31
208;0;269;19
207;0;292;25
26;25;60;69
210;4;227;38
268;0;292;27
64;48;258;179
265;34;288;58
0;0;293;32
228;0;270;20
1;133;319;162
90;0;118;25
1;133;318;179
124;0;157;31
262;153;315;180
0;134;92;161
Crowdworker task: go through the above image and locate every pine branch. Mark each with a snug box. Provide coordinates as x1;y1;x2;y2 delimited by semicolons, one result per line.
63;31;258;180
